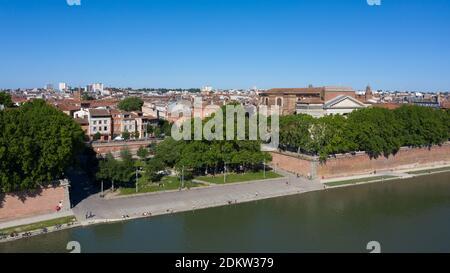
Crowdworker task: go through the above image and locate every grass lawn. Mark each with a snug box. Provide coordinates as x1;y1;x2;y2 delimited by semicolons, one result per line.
0;216;76;235
407;166;450;175
119;176;205;195
196;171;283;184
324;175;397;187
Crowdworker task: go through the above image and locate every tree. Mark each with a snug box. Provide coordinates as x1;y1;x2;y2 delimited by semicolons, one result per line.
81;92;94;101
122;130;130;140
394;105;448;147
0;100;84;193
144;158;165;182
0;92;13;108
93;132;101;141
117;97;144;112
346;107;402;158
136;146;149;160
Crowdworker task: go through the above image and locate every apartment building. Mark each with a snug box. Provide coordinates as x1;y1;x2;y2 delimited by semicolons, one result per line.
88;109;112;141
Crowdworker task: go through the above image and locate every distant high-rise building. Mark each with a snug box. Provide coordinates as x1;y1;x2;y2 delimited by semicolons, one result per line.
58;82;67;92
86;83;104;93
44;84;54;91
201;85;213;92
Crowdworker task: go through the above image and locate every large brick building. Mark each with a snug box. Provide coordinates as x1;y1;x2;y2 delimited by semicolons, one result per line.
259;86;367;116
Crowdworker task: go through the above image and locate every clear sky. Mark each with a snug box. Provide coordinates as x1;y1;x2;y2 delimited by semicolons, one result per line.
0;0;449;91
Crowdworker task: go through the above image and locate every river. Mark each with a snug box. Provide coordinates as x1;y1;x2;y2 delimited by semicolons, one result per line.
1;172;450;253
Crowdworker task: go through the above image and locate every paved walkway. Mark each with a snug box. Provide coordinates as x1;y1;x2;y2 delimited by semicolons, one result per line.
0;210;74;230
72;174;323;224
321;163;450;184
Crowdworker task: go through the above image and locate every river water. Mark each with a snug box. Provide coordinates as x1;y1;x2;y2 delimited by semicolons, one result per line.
1;172;450;253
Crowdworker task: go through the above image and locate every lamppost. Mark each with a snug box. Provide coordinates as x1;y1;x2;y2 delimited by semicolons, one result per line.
224;162;227;184
135;167;139;193
263;159;266;179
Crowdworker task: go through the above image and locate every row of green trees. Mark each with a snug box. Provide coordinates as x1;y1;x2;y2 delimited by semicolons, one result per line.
117;97;144;112
0;99;84;192
134;106;271;183
279;105;450;160
0;92;13;108
95;150;137;190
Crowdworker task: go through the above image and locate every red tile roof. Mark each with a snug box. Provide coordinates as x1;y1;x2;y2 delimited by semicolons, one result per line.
373;103;402;110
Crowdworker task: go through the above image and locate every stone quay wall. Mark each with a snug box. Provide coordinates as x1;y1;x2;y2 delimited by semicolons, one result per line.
270;143;450;179
0;182;69;223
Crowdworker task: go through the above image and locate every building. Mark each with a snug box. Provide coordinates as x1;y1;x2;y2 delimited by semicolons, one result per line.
86;83;104;93
110;110;137;138
58;82;67;92
88;109;112;141
110;109;159;139
44;84;54;91
296;95;367;117
260;86;367;117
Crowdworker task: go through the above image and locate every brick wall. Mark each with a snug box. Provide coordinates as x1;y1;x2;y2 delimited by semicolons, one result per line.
316;144;450;179
0;186;67;222
91;139;160;156
270;143;450;179
270;151;315;177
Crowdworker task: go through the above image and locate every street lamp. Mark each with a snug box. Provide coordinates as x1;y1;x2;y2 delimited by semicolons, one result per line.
263;159;266;179
135;167;139;193
224;162;227;184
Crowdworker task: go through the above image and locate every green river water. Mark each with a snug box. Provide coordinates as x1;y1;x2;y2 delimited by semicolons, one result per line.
1;172;450;253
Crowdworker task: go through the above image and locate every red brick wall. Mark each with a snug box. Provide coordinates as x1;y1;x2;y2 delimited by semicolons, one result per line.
270;151;314;177
0;186;66;222
91;140;160;155
270;143;450;179
317;144;450;179
324;91;356;101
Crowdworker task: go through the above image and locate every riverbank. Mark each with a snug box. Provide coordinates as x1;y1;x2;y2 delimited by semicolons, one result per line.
322;163;450;188
2;163;450;244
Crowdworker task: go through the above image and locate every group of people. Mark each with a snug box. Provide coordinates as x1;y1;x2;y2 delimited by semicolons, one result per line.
85;211;95;219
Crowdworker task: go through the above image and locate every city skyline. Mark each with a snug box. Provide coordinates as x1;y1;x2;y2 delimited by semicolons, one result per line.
1;0;450;91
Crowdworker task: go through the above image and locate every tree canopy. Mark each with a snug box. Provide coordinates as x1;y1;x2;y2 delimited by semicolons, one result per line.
279;105;450;160
117;97;144;112
0;100;84;193
147;105;271;178
0;92;13;108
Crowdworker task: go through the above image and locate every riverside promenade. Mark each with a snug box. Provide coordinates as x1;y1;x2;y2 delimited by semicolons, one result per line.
72;172;324;225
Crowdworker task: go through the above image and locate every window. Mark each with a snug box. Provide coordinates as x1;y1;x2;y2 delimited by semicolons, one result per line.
99;127;102;131
276;98;283;107
93;121;97;125
99;120;102;125
104;120;108;124
92;126;96;131
104;126;107;131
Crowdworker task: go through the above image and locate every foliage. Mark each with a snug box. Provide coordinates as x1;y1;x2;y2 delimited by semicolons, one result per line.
122;130;130;140
151;105;271;176
96;150;135;187
93;132;101;141
136;146;149;160
144;158;165;182
0;100;84;192
278;105;449;160
0;92;13;108
81;92;94;101
117;97;144;112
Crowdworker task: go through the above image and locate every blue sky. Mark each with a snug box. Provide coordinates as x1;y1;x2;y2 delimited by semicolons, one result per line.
0;0;449;91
